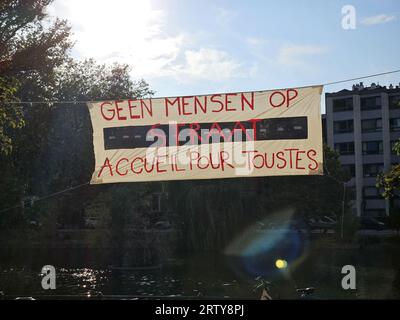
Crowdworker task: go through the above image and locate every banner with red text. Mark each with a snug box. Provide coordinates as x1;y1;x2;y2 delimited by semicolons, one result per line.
87;85;323;184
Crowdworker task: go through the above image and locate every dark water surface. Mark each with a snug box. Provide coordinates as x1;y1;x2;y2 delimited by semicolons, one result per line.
1;239;399;299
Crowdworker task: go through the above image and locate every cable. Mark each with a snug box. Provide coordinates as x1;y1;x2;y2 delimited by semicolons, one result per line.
34;181;90;202
1;69;400;105
322;69;400;86
0;181;90;214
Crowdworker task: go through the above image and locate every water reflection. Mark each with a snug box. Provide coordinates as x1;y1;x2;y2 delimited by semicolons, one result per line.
0;264;247;299
225;208;309;282
1;237;400;299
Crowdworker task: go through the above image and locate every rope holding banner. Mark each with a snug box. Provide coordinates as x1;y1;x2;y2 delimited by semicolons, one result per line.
0;182;90;214
1;68;400;106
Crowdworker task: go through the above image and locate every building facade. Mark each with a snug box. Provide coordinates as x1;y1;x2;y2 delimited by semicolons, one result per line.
325;82;400;217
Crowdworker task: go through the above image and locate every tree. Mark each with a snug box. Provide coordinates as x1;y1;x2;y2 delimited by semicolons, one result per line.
0;0;72;155
37;59;153;193
4;59;154;228
264;144;350;220
0;76;24;155
0;1;155;228
377;140;400;199
53;59;154;101
171;144;352;252
377;139;400;234
37;59;154;227
0;0;71;77
0;0;73;227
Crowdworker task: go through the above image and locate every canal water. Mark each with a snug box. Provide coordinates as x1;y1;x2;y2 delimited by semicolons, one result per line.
1;239;399;299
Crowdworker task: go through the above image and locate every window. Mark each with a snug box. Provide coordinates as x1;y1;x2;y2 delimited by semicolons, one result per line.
390;118;400;131
363;163;384;177
361;96;381;110
362;141;383;155
332;98;353;112
334;142;354;155
341;164;355;177
333;120;353;134
389;95;400;109
362;118;382;133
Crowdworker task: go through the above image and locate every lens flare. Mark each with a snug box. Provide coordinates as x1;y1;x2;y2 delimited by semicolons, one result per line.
275;259;288;269
224;207;310;280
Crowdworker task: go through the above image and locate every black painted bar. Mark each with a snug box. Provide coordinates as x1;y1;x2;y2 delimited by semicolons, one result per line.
103;116;308;150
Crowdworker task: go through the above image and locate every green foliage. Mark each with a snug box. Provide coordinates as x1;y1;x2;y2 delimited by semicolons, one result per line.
0;1;154;229
0;76;24;155
0;0;72;77
53;59;154;101
177;181;244;251
0;0;72;156
377;140;400;199
19;60;154;228
266;144;349;219
393;140;400;155
323;144;352;182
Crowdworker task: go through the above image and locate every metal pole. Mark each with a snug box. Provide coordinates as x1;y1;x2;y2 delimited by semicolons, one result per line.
341;183;346;239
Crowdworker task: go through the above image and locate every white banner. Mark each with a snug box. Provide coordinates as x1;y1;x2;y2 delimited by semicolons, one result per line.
87;85;323;184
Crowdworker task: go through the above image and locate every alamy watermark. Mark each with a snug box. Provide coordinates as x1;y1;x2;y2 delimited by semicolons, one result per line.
341;5;356;29
341;265;356;290
144;122;256;176
41;265;56;290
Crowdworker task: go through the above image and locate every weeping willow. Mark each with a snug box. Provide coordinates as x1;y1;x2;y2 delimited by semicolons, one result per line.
177;180;255;252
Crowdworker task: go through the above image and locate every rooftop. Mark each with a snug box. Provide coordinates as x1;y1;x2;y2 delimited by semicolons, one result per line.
326;82;400;97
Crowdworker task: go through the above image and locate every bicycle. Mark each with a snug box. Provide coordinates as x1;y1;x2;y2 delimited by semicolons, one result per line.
253;276;315;300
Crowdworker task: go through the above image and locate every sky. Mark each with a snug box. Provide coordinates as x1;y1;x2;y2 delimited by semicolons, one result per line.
47;0;400;110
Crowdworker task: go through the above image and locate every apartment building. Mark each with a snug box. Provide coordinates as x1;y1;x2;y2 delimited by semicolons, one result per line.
325;82;400;217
